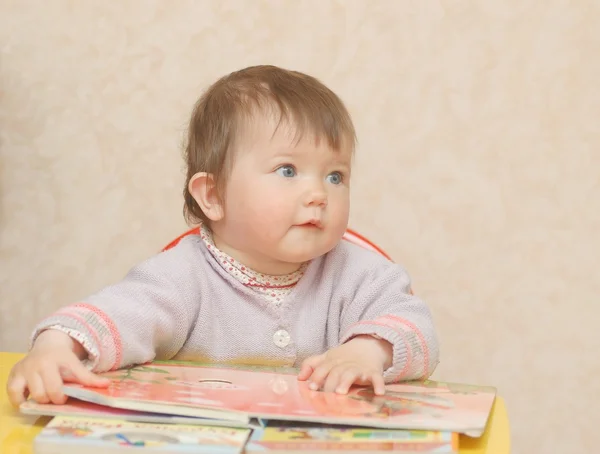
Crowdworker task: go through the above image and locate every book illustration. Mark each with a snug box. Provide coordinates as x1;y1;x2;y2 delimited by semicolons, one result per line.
47;424;179;446
344;388;456;418
33;415;251;453
245;423;458;452
62;361;496;435
52;424;93;438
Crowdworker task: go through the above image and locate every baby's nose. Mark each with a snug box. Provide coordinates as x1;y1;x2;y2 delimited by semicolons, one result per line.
305;187;328;207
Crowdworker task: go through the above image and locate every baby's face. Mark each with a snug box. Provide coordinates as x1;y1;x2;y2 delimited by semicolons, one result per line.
214;117;351;274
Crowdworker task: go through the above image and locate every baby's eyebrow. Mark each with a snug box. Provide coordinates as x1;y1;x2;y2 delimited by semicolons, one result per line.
330;156;351;167
272;149;298;158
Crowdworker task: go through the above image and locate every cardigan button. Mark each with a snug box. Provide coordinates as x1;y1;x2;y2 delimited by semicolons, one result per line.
273;329;291;348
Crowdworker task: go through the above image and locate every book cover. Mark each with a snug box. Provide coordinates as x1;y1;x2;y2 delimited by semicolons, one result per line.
62;361;496;436
245;422;459;453
20;398;256;429
33;415;251;454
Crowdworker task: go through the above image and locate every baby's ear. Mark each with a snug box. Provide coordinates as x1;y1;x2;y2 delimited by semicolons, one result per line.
188;172;224;221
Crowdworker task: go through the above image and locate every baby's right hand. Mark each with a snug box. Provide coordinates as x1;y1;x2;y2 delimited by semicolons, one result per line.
6;329;110;407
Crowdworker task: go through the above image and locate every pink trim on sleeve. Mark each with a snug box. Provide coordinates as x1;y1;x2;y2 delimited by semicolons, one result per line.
352;319;413;382
52;310;102;354
72;303;123;370
381;314;430;377
53;303;123;370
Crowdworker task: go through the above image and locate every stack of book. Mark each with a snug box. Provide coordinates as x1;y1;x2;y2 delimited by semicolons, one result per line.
22;361;497;453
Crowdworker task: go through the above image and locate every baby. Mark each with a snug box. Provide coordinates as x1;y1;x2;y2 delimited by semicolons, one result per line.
7;65;440;407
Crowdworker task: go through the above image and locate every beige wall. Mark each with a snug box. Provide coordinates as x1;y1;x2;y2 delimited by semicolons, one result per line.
1;1;599;452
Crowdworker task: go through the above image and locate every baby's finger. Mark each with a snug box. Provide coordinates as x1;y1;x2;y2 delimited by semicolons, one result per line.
64;357;110;388
307;361;336;391
40;367;68;404
334;368;362;395
322;365;347;393
28;373;50;404
6;373;28;407
298;354;325;381
368;372;386;396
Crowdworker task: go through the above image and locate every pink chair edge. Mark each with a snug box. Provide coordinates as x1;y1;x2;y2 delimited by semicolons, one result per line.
162;226;393;262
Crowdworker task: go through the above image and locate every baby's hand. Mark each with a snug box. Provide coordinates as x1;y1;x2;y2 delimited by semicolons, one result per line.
6;329;110;407
297;335;393;396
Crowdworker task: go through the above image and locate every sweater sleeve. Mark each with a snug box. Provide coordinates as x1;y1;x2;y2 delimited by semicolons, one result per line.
338;262;440;383
30;241;202;372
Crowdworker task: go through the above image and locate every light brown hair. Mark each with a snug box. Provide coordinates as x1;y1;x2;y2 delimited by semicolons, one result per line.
183;65;357;225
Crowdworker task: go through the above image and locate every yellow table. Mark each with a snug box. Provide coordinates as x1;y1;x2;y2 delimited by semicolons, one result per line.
0;352;509;453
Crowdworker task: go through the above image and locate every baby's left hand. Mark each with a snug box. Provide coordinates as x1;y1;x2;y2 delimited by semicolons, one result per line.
297;335;392;396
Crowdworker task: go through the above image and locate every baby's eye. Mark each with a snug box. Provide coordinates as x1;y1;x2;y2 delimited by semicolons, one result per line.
327;171;343;185
275;165;296;178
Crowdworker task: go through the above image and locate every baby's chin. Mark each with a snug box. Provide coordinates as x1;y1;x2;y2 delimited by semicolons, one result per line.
275;244;337;264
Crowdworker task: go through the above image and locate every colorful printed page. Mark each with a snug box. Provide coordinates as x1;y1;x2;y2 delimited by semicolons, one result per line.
62;361;496;435
20;398;254;429
245;423;459;453
34;415;250;454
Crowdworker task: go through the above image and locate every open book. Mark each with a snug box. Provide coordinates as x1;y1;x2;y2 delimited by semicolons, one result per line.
245;421;459;453
20;398;259;429
57;361;496;437
33;415;251;454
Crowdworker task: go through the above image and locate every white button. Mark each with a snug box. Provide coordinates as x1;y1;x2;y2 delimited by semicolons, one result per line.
269;377;289;395
273;329;291;348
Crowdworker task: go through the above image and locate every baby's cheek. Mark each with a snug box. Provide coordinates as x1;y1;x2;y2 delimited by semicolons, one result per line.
330;203;350;230
260;196;295;221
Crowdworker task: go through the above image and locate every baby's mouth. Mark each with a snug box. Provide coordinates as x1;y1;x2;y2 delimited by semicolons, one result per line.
297;219;323;229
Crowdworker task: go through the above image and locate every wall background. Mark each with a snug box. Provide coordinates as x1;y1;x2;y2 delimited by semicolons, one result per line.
1;1;599;452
